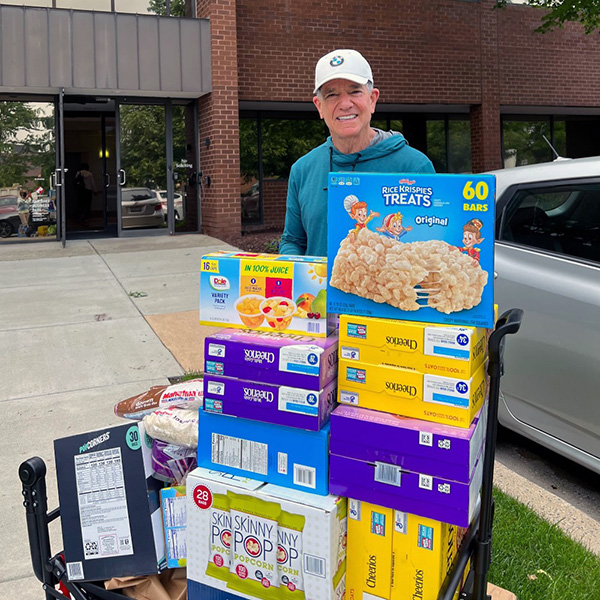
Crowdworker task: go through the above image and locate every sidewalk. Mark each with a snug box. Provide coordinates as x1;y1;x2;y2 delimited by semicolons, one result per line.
1;234;598;599
0;234;236;599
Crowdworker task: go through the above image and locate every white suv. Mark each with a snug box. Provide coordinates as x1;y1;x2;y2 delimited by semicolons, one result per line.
489;156;600;475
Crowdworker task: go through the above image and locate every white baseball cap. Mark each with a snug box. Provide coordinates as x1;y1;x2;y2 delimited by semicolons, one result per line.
313;49;373;94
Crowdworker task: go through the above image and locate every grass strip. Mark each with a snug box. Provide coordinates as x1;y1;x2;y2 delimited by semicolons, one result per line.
488;487;600;599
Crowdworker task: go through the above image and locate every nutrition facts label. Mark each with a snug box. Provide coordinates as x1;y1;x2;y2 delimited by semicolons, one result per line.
211;433;268;475
74;448;134;559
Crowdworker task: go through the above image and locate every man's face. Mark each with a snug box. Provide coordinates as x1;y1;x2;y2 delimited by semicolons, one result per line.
356;207;368;222
389;219;402;235
313;79;379;143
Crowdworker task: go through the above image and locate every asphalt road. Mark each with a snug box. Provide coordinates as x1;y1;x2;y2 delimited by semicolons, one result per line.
495;426;600;524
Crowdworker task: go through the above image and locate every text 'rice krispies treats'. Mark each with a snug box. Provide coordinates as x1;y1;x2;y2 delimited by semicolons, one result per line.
329;228;488;314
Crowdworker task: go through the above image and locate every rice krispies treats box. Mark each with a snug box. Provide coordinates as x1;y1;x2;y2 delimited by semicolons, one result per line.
326;173;495;328
186;467;347;600
200;252;331;337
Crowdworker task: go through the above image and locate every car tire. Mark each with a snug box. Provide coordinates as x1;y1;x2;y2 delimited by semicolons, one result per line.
0;221;14;238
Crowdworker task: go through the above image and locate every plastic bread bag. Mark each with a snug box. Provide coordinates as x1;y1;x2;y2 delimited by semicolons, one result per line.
277;511;306;600
206;493;233;582
227;491;281;600
142;406;198;448
114;379;203;420
151;439;197;484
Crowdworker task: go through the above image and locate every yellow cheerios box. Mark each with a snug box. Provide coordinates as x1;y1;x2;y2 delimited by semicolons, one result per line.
339;314;487;378
200;252;332;337
391;511;462;600
338;359;487;428
346;499;394;600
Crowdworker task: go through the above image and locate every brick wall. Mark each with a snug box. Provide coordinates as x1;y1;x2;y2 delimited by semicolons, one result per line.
262;179;287;229
196;0;241;238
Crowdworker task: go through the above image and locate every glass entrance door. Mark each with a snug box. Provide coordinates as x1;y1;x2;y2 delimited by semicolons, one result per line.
116;102;169;235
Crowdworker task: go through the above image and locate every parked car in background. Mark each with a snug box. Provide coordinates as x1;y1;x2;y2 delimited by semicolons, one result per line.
0;194;21;237
490;156;600;475
156;190;184;221
121;188;164;229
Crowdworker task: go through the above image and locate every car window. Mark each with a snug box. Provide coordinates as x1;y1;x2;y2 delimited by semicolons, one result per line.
499;183;600;263
122;189;154;202
0;196;18;207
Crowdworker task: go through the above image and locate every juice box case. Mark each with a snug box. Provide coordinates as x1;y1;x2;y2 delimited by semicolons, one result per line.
327;173;495;328
186;467;347;600
338;314;487;378
161;486;187;568
200;252;330;337
203;374;337;431
329;403;487;483
205;328;338;391
330;445;483;528
337;358;487;429
197;410;331;495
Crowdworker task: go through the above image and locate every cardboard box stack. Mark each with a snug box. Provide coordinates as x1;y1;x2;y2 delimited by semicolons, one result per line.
192;252;344;600
324;172;497;600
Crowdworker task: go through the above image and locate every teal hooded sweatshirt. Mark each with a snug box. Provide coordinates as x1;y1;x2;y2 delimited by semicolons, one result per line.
279;131;435;257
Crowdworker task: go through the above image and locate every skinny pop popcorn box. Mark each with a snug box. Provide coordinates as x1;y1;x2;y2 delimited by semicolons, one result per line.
203;374;337;431
327;173;495;328
330;404;486;484
200;252;330;337
197;410;331;495
338;359;487;428
339;314;487;378
186;467;347;600
205;329;338;391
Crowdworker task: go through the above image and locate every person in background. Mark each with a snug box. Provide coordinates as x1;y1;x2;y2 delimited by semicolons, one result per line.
74;162;98;226
279;49;434;257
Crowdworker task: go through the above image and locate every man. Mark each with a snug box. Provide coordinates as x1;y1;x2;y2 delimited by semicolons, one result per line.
279;49;434;256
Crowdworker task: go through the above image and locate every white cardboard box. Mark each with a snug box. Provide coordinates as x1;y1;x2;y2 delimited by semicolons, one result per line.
187;467;347;600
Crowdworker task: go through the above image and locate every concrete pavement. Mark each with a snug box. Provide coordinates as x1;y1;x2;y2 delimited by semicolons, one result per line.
1;233;598;599
0;234;235;599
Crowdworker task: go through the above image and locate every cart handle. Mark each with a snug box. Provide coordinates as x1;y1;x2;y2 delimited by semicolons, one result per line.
487;308;523;379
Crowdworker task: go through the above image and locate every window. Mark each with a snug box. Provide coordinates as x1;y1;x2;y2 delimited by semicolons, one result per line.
499;183;600;263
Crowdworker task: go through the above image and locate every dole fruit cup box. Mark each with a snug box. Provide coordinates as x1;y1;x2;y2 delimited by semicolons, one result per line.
338;358;487;429
186;467;347;600
205;329;338;391
347;500;463;600
203;374;337;432
339;314;487;378
326;172;495;328
200;252;330;337
197;410;331;495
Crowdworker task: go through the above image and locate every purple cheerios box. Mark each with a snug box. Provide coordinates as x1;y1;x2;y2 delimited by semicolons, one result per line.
330;403;487;483
204;328;338;391
203;374;337;431
329;446;483;527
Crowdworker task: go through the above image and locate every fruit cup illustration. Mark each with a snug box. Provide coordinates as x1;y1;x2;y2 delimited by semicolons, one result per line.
260;297;297;330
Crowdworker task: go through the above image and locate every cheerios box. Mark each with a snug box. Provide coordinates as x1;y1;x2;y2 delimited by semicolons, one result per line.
337;358;487;428
200;252;330;337
339;314;487;378
186;467;347;600
205;328;338;390
202;374;337;431
347;500;462;600
326;172;495;328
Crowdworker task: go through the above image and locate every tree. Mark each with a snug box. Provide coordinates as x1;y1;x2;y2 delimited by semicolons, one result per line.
496;0;600;34
148;0;187;17
119;105;187;189
0;102;55;189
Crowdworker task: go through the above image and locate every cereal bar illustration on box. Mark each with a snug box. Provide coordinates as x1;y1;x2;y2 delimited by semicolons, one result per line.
327;173;495;328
